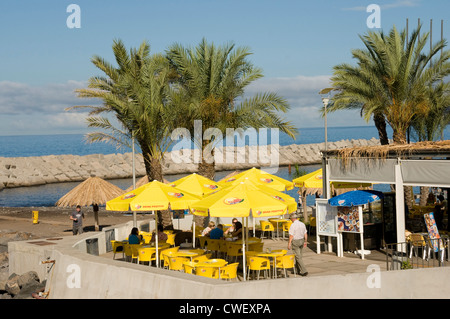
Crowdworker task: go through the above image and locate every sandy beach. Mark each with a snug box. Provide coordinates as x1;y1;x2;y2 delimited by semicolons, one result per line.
0;206;150;239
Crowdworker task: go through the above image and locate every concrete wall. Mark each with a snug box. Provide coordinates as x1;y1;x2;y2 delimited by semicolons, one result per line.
8;221;450;299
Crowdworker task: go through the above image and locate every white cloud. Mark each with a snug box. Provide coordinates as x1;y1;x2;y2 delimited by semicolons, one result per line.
243;75;368;129
0;80;98;115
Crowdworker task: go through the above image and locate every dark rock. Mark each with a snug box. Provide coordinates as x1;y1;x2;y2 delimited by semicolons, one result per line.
17;271;40;287
13;279;45;299
5;279;20;296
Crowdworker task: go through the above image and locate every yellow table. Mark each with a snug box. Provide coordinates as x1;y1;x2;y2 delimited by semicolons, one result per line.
174;250;202;261
196;259;228;279
269;219;290;239
257;251;286;278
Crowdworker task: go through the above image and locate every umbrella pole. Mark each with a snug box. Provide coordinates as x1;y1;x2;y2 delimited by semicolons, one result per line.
242;217;246;281
155;210;159;268
192;219;196;248
132;131;137;228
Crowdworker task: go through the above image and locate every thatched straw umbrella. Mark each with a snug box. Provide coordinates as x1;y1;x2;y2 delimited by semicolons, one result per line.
55;176;124;231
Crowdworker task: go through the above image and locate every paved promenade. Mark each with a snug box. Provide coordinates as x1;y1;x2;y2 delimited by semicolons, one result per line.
101;235;388;279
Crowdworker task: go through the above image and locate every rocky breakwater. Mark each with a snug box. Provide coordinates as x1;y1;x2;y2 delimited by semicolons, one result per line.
0;138;381;189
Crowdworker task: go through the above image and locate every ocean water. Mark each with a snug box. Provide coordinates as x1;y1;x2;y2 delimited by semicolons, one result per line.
0;125;447;207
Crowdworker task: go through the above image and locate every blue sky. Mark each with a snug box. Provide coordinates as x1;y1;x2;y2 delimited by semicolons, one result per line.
0;0;449;136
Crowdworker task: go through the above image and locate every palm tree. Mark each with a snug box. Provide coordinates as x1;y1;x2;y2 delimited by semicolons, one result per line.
69;39;176;181
68;40;178;226
329;25;450;145
166;38;297;180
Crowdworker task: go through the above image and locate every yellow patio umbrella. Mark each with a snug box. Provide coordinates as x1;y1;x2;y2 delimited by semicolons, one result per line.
293;168;372;221
218;167;294;192
191;180;295;218
168;173;222;197
293;168;372;195
106;180;201;267
190;179;296;281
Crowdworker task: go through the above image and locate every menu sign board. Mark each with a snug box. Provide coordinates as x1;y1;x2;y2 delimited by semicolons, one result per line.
315;199;337;236
337;206;362;233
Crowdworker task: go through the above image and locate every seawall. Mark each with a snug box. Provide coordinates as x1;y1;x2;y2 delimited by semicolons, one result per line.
0;138;381;189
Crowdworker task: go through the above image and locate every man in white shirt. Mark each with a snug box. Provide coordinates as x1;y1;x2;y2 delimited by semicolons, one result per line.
288;212;308;276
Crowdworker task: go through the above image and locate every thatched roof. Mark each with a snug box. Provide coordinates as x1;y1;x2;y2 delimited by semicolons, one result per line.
329;140;450;167
124;175;170;192
55;176;124;207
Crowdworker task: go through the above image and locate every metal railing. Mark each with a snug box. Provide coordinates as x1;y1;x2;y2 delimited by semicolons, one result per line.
385;236;449;270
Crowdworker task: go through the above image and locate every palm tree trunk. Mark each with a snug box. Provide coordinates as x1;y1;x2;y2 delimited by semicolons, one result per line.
141;145;173;228
373;112;389;145
419;186;429;207
195;144;216;228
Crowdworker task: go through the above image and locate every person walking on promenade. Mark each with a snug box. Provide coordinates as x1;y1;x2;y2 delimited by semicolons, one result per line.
288;212;308;276
70;205;85;235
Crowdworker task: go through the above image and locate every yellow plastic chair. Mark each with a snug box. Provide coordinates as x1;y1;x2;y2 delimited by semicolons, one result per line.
260;220;275;239
282;220;293;239
166;233;176;247
308;217;316;235
226;242;242;263
161;246;180;268
197;236;208;249
247;256;271;280
245;251;260;257
248;242;264;252
137;247;156;266
111;240;125;260
218;240;228;259
206;239;221;257
183;261;197;274
407;233;428;259
124;244;141;263
195;266;219;279
275;254;296;278
142;234;152;244
220;263;239;281
192;253;212;263
168;256;190;271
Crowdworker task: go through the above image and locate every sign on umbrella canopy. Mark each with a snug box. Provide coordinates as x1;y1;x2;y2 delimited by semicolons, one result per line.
328;190;384;207
106;180;201;211
191;180;295;218
218;167;294;192
168;173;222;197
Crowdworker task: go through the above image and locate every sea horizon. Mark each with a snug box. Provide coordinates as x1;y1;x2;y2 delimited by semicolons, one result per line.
0;124;403;158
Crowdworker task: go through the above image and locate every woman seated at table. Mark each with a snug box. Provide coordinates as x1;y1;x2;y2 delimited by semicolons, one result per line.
151;224;168;243
128;227;143;244
225;219;242;241
202;221;216;237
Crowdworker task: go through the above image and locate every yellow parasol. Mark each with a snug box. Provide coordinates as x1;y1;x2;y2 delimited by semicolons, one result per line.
218;167;294;192
106;180;201;267
168;173;222;197
190;179;296;281
191;180;296;218
293;168;372;196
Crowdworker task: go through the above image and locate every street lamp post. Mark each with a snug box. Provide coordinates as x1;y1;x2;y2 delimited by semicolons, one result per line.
321;97;330;152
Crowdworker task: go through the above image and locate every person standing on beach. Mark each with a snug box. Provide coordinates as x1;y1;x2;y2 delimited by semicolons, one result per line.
288;212;308;276
70;205;85;235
